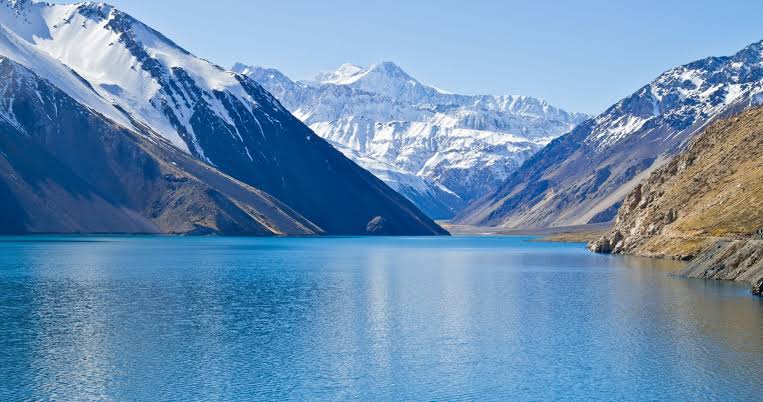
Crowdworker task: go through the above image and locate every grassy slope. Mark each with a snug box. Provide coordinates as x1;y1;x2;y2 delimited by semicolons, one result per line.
604;106;763;259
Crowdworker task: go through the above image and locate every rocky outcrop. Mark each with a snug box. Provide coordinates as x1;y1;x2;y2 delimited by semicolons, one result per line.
365;216;389;235
675;240;763;281
753;279;763;296
589;106;763;294
674;240;763;295
588;231;622;255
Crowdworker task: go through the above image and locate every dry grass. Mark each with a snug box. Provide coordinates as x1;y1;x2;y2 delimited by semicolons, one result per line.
663;111;763;238
540;229;611;243
618;107;763;258
440;222;612;239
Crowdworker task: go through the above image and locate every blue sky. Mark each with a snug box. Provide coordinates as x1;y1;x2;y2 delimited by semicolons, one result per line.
54;0;763;114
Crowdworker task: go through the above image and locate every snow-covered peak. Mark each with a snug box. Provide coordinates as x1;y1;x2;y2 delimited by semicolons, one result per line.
238;61;588;206
0;20;134;131
306;61;440;103
313;62;364;84
235;60;589;123
339;61;417;84
0;0;291;157
231;62;253;75
232;63;293;86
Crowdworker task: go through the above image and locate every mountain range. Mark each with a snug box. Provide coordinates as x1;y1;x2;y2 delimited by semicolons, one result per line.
4;0;763;243
458;39;763;228
233;62;588;218
0;0;446;235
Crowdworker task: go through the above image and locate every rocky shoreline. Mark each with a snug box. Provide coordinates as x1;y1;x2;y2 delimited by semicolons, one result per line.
677;231;763;295
588;107;763;296
590;236;763;295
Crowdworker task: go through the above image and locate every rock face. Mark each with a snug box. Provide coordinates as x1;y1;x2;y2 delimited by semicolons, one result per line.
234;62;587;218
458;39;763;228
674;241;763;293
589;106;763;292
0;0;447;236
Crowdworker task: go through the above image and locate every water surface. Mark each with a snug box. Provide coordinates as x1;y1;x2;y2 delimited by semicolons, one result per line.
0;236;761;400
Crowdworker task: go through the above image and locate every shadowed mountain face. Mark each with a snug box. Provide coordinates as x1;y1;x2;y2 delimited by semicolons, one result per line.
0;0;446;235
0;57;320;235
458;40;763;229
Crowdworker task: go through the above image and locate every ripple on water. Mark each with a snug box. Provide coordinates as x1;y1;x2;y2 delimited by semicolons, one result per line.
0;236;761;400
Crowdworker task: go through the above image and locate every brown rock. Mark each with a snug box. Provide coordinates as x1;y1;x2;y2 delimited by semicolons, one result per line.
588;237;612;254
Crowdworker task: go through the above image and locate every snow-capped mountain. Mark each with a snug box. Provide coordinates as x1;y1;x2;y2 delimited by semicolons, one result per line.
458;39;763;228
0;0;446;235
233;62;588;218
586;42;763;152
0;53;321;235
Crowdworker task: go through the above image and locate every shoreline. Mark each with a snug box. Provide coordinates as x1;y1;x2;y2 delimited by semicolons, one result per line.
589;235;763;296
443;222;762;296
440;222;612;242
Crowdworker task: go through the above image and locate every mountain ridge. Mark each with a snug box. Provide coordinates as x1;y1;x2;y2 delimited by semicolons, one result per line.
0;55;321;235
0;0;447;235
457;38;763;228
234;61;587;218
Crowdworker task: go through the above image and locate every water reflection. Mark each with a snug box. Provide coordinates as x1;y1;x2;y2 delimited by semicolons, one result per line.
0;236;761;400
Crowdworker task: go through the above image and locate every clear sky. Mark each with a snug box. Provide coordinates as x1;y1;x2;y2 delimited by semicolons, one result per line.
52;0;763;114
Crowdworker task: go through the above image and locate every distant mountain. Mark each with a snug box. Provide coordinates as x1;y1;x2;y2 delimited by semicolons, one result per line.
328;140;466;219
233;62;587;218
458;39;763;228
0;0;446;235
589;106;763;294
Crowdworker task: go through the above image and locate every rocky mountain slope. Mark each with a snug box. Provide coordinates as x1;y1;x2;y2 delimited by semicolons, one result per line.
458;39;763;228
0;0;446;235
589;106;763;293
233;62;587;218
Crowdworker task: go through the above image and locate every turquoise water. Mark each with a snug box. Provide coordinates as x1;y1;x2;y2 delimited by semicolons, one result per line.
0;236;761;400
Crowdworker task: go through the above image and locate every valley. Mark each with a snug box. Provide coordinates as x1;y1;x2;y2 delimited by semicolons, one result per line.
234;62;587;218
0;0;761;295
0;1;762;400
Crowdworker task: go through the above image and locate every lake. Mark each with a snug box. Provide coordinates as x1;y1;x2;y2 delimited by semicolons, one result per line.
0;236;761;400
